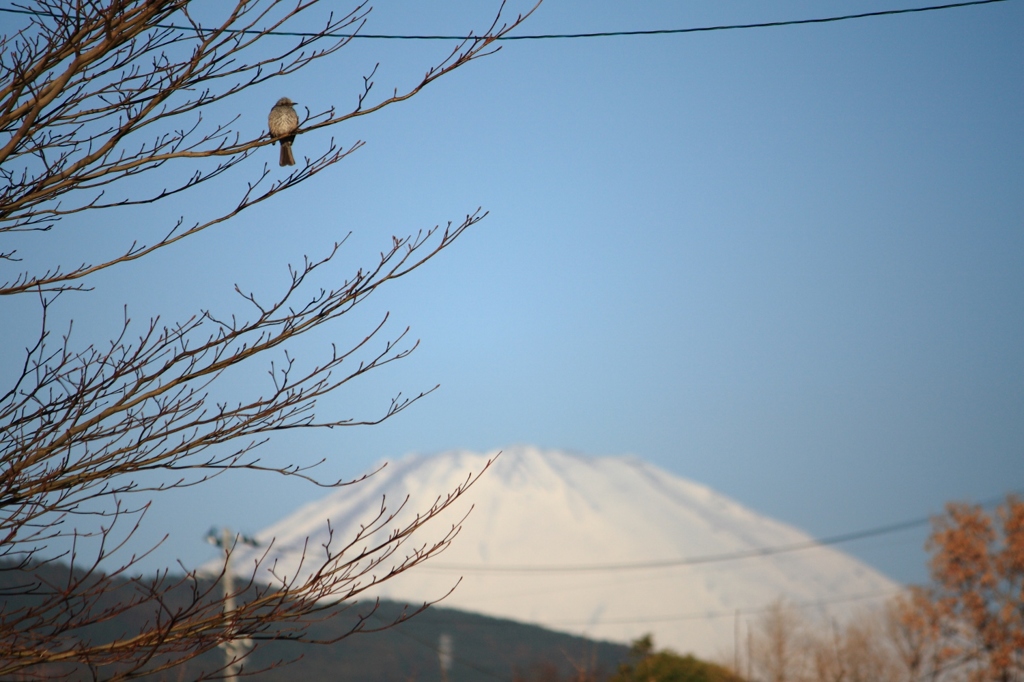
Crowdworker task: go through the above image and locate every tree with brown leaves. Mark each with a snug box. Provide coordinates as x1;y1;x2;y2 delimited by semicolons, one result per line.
0;1;536;678
892;496;1024;682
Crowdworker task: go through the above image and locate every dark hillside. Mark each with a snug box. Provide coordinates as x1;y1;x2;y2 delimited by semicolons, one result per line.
0;561;629;680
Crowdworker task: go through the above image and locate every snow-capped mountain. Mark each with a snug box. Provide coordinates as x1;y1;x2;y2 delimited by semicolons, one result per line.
224;446;898;657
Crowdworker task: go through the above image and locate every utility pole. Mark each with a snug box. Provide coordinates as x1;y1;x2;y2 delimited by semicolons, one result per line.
438;633;453;682
206;527;260;682
734;608;740;675
746;624;753;682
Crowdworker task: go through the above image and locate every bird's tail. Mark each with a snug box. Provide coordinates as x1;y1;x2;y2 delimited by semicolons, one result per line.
279;141;295;167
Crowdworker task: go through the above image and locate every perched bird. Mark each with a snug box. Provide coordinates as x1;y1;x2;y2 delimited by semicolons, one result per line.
268;97;299;166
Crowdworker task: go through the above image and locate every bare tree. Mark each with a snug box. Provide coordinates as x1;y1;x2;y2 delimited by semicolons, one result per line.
0;0;536;678
738;496;1024;682
749;599;808;682
802;611;903;682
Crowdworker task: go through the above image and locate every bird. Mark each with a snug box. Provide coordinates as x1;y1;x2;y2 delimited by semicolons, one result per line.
268;97;299;166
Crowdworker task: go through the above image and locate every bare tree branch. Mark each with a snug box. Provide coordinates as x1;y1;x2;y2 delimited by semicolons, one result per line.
0;0;537;677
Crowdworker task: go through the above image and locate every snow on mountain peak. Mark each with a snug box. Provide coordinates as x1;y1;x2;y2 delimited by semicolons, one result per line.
224;446;899;657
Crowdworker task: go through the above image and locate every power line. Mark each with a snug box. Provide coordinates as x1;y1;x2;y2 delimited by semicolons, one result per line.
545;589;902;627
0;0;1014;41
423;517;929;574
422;493;1014;574
496;0;1014;41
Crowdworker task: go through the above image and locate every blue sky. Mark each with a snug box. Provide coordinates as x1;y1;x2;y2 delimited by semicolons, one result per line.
3;1;1022;587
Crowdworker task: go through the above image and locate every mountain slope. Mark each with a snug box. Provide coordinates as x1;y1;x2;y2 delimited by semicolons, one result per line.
227;446;899;658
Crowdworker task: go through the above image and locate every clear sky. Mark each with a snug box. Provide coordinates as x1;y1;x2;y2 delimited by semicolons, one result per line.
3;1;1022;588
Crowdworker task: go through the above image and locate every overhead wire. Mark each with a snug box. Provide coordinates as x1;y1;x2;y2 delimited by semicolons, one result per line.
492;0;1014;41
421;492;1015;574
545;588;903;627
424;516;930;574
0;0;1015;41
